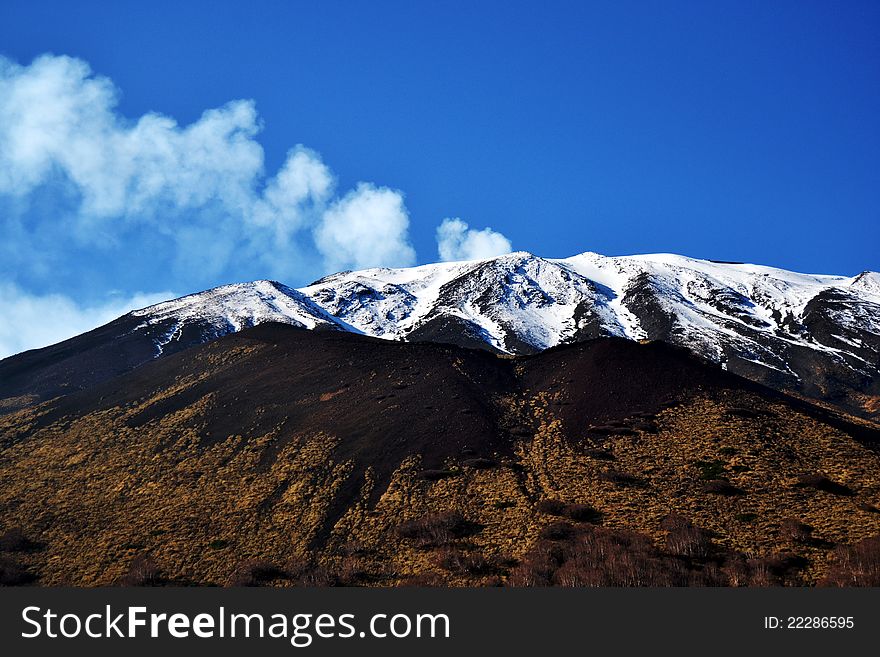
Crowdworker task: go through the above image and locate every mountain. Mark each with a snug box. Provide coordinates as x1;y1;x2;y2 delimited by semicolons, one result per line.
0;280;341;412
2;324;879;586
301;252;880;420
2;251;878;420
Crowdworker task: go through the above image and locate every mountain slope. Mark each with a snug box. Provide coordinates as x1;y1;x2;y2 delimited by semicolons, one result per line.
0;281;342;411
2;324;879;586
2;252;878;419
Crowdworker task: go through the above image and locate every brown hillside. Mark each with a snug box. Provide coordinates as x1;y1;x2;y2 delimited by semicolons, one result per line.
1;323;879;586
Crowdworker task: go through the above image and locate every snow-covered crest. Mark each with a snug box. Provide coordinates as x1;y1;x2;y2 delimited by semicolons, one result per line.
131;280;343;354
128;251;879;408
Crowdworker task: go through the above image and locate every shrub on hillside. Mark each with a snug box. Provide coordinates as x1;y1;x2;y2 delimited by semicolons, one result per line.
661;515;712;559
0;528;37;553
536;499;566;516
0;556;34;586
694;459;727;480
564;504;602;523
227;559;290;587
462;458;498;469
598;470;643;487
419;469;459;481
780;519;814;544
537;500;602;523
793;474;853;496
396;512;479;547
509;524;689;587
434;548;496;576
820;536;880;587
118;554;161;587
539;522;576;541
701;479;744;496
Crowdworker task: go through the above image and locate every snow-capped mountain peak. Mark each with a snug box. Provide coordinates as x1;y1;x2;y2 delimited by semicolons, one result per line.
130;279;343;355
84;250;879;420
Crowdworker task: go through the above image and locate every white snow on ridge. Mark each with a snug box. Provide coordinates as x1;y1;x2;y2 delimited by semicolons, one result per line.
556;252;879;355
131;280;343;355
849;271;880;300
127;251;878;372
133;280;337;330
299;260;476;339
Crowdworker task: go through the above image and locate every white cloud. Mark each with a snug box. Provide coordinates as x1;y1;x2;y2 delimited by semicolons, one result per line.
0;54;418;284
0;53;521;356
0;55;263;218
0;284;173;358
249;146;334;236
314;183;416;271
436;217;512;261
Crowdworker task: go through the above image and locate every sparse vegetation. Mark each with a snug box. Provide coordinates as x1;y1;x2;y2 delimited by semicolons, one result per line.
598;469;644;487
462;458;498;469
0;556;34;586
118;554;161;587
780;519;813;544
793;474;853;496
694;459;727;480
701;479;745;496
564;504;601;523
396;512;480;547
821;536;880;587
1;327;879;587
227;560;289;587
584;448;615;460
0;528;37;552
434;548;496;576
661;515;712;559
536;499;566;516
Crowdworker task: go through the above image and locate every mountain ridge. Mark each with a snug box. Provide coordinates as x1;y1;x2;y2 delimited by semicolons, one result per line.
1;250;878;420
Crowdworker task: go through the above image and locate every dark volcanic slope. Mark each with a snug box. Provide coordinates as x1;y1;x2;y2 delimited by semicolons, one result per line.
0;314;213;412
31;325;517;515
2;323;880;586
15;325;742;504
16;323;781;462
0;281;336;414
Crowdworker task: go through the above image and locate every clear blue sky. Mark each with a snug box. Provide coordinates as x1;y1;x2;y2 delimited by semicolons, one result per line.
0;1;877;343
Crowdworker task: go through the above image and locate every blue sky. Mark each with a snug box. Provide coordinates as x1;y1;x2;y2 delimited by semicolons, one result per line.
0;1;878;355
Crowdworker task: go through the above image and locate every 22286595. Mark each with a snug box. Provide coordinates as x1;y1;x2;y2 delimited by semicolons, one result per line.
764;617;854;629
